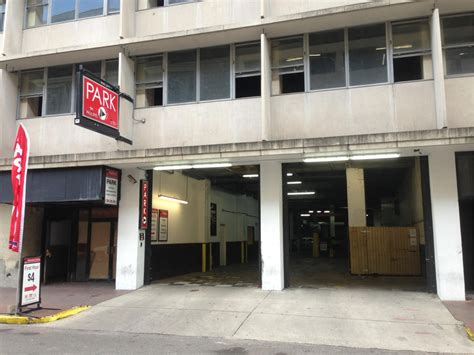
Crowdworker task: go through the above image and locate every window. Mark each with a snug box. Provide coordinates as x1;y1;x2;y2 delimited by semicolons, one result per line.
46;65;73;115
0;0;5;32
235;43;261;98
26;0;48;28
51;0;75;23
392;20;431;82
167;50;197;104
136;55;164;107
25;0;118;28
105;59;119;86
19;70;44;119
79;0;103;19
348;24;387;86
200;46;230;101
309;29;346;90
443;14;474;76
138;0;195;10
271;37;305;94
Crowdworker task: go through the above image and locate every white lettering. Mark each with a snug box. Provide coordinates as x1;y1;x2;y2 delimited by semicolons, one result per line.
86;82;94;100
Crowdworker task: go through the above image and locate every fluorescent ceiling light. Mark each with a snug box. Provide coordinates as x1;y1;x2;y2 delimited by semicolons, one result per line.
324;210;330;214
300;214;311;217
286;173;293;177
309;210;314;213
287;181;302;185
154;165;192;171
350;153;400;160
304;156;349;163
287;191;316;196
317;210;322;213
192;163;232;169
158;194;189;205
243;174;259;178
286;57;303;62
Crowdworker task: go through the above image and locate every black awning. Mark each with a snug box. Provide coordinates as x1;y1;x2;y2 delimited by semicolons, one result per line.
0;166;113;204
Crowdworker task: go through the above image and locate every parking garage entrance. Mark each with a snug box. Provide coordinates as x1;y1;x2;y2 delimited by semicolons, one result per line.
147;165;261;287
283;157;435;292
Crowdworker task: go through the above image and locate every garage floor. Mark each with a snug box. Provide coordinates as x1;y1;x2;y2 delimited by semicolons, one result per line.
155;256;426;292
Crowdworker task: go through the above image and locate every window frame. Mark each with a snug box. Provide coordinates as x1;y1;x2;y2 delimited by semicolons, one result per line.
18;68;46;119
0;0;6;33
24;0;119;29
137;0;198;11
135;54;165;108
234;41;262;99
441;12;474;78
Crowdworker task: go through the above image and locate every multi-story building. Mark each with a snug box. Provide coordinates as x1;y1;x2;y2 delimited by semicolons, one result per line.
0;0;472;302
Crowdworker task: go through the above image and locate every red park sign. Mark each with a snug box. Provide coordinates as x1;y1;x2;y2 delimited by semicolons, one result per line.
82;75;119;130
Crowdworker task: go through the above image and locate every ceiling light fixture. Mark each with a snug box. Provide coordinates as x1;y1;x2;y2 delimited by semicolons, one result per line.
192;163;233;169
324;210;330;214
317;210;322;213
158;194;189;205
243;174;259;178
286;173;293;177
309;210;314;213
287;191;316;196
287;181;302;185
300;213;311;217
350;153;400;160
154;165;193;171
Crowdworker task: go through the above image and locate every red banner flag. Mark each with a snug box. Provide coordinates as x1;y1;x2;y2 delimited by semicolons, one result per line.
9;124;30;253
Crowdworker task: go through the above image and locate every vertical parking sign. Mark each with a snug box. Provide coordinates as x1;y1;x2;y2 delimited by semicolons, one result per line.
20;256;41;307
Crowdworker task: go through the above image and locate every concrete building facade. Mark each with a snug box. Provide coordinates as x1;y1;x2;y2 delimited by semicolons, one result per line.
0;0;473;302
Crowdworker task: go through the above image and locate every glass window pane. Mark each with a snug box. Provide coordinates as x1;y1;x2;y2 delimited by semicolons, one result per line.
105;60;119;86
46;65;73;115
20;70;44;96
136;56;163;84
81;61;102;77
392;21;430;54
445;47;474;76
349;24;387;86
167;50;197;104
0;13;4;33
272;37;304;68
200;46;230;101
309;29;346;90
51;0;76;23
443;15;474;46
167;0;193;4
235;43;261;75
27;0;48;5
79;0;103;18
26;5;48;28
108;0;120;12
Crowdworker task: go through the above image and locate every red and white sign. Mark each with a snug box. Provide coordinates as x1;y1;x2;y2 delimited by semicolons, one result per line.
158;210;169;242
82;75;119;130
9;124;30;253
139;180;149;230
104;169;119;206
21;256;41;307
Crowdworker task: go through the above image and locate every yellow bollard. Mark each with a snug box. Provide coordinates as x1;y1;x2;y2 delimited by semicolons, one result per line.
202;243;207;273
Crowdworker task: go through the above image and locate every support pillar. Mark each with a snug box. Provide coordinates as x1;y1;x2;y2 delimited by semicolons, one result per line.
431;8;447;129
428;150;465;301
346;168;366;227
260;161;284;290
116;168;146;290
261;32;271;141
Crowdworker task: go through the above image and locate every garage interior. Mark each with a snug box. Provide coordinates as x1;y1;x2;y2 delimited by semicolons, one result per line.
149;165;261;287
283;157;431;291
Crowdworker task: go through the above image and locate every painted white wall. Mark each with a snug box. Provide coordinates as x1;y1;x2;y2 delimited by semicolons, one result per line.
152;171;207;245
210;189;259;243
116;168;146;290
2;0;24;56
428;149;465;301
445;76;474;129
135;0;260;38
270;81;437;140
260;161;284;291
22;15;120;54
266;0;371;18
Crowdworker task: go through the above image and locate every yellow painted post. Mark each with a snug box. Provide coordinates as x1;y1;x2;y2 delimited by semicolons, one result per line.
202;243;207;273
241;241;245;264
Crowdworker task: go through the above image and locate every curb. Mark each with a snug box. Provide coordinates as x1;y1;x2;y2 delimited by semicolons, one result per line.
0;305;90;324
465;326;474;342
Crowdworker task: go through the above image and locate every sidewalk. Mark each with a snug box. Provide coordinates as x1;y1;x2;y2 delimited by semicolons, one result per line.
0;282;129;317
39;284;473;353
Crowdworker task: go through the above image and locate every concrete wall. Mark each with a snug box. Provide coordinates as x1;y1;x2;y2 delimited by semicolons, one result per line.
210;189;259;244
266;0;371;18
0;70;17;159
445;76;474;129
135;0;260;38
152;171;207;245
270;81;437;140
22;15;120;55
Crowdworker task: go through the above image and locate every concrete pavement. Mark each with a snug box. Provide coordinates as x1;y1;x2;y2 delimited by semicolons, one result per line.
35;284;473;353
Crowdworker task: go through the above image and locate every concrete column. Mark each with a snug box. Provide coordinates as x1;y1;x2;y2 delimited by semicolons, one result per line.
261;33;271;142
119;0;136;39
260;161;284;290
117;52;135;148
431;8;447;129
428;150;465;301
2;0;24;56
346;168;366;227
116;168;147;290
0;70;18;158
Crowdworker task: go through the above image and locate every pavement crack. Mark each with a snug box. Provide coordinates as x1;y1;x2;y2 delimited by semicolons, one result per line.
231;291;271;337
